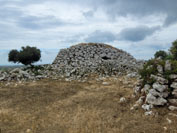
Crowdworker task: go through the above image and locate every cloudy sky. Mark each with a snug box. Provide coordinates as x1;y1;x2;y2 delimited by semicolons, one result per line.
0;0;177;65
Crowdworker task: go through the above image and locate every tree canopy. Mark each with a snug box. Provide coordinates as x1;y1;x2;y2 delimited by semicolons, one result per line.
8;46;41;66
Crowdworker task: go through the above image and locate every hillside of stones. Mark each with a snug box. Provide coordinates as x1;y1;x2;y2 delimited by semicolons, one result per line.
53;43;144;75
0;43;144;82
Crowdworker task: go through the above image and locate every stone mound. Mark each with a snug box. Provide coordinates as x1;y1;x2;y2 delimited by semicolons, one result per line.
53;43;144;76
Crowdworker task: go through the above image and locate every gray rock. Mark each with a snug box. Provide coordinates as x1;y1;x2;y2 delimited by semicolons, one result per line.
136;96;145;105
152;82;168;92
149;89;169;98
172;90;177;98
126;72;137;78
134;86;141;94
36;75;44;79
165;60;171;71
146;93;167;106
168;99;177;106
169;74;177;80
168;113;177;117
157;65;163;74
150;75;168;84
166;118;172;124
0;74;6;81
10;68;21;73
142;84;151;93
168;106;177;111
119;97;126;103
145;111;154;116
142;104;153;111
171;82;177;89
102;82;110;85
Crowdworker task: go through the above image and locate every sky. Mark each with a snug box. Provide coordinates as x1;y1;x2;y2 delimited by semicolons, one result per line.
0;0;177;65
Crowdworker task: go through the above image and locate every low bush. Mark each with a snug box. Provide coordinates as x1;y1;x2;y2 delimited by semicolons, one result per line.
154;50;167;60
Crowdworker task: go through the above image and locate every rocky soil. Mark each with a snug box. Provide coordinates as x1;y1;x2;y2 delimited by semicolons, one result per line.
0;76;177;133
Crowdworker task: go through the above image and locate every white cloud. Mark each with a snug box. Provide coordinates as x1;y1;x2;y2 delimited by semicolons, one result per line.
0;0;177;65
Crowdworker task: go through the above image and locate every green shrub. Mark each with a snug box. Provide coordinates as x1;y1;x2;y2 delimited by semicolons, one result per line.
154;50;167;60
171;60;177;74
8;50;19;63
139;59;165;85
139;39;177;87
165;54;174;60
8;46;41;66
170;40;177;60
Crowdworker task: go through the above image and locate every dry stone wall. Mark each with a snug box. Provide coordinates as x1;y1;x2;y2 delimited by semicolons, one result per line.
133;60;177;115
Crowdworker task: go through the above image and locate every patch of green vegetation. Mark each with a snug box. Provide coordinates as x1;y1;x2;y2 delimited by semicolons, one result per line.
139;59;164;85
139;39;177;87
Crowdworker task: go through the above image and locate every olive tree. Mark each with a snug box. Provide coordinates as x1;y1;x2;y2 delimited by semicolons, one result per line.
8;46;41;66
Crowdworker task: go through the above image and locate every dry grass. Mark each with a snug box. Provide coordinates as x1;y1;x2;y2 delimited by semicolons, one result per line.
0;76;177;133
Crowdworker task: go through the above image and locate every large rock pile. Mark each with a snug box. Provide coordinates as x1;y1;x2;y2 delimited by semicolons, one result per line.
133;60;177;113
0;43;144;82
0;65;55;82
53;43;144;76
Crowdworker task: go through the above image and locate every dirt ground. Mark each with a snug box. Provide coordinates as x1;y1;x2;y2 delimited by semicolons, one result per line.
0;76;177;133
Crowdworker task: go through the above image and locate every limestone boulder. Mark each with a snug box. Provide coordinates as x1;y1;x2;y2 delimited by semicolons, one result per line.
168;99;177;106
146;93;167;106
152;82;168;92
171;82;177;89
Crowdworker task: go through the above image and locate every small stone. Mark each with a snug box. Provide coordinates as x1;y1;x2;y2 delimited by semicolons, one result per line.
163;127;167;131
149;89;169;98
168;106;177;111
146;93;167;106
142;84;151;93
145;111;154;116
157;65;163;74
172;91;177;98
119;97;126;103
151;75;168;84
65;78;70;82
171;82;177;89
165;60;171;71
26;129;31;133
166;118;172;124
142;104;153;111
126;72;137;78
168;99;177;106
133;86;141;94
136;96;145;105
0;74;6;81
102;82;109;85
130;104;139;110
152;82;168;92
169;74;177;80
168;113;177;117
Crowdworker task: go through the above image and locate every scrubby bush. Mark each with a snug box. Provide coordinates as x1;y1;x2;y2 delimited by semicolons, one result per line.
154;50;167;60
170;40;177;60
139;39;177;86
165;54;174;60
139;59;165;85
8;46;41;66
8;49;19;63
